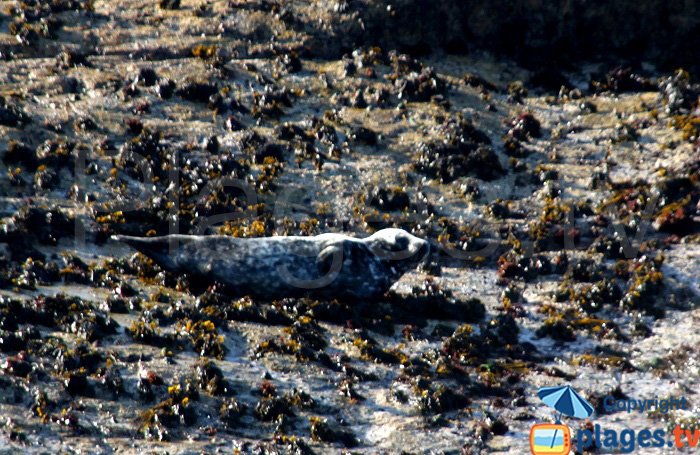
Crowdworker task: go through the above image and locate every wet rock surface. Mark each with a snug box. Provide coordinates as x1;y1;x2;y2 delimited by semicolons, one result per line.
0;0;699;453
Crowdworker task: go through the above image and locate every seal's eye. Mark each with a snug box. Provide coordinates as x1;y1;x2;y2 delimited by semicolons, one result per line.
383;236;408;252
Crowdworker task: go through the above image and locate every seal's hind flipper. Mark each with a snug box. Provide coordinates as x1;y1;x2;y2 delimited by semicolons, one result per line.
112;235;181;271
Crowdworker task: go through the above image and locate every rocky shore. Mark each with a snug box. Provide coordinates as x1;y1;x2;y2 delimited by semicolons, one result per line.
0;1;699;453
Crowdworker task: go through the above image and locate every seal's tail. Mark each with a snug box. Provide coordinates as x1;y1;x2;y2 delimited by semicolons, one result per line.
111;235;179;270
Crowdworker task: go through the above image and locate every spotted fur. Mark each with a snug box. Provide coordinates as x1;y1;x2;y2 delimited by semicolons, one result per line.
113;228;429;300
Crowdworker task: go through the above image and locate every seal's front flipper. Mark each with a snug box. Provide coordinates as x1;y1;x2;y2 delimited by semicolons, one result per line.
279;242;342;290
317;243;344;278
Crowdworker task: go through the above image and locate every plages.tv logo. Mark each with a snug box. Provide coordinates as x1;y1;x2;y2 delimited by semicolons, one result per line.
530;385;594;455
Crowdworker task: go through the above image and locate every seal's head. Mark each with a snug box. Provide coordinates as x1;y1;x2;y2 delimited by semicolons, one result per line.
365;228;430;275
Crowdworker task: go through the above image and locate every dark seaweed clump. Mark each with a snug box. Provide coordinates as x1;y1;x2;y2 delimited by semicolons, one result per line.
389;53;446;102
0;97;31;127
415;114;503;183
590;67;656;94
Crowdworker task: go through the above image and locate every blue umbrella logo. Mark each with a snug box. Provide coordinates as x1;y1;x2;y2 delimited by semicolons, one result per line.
536;385;594;451
537;385;594;421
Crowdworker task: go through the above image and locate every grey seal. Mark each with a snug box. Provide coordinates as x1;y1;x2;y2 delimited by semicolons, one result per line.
112;228;429;300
